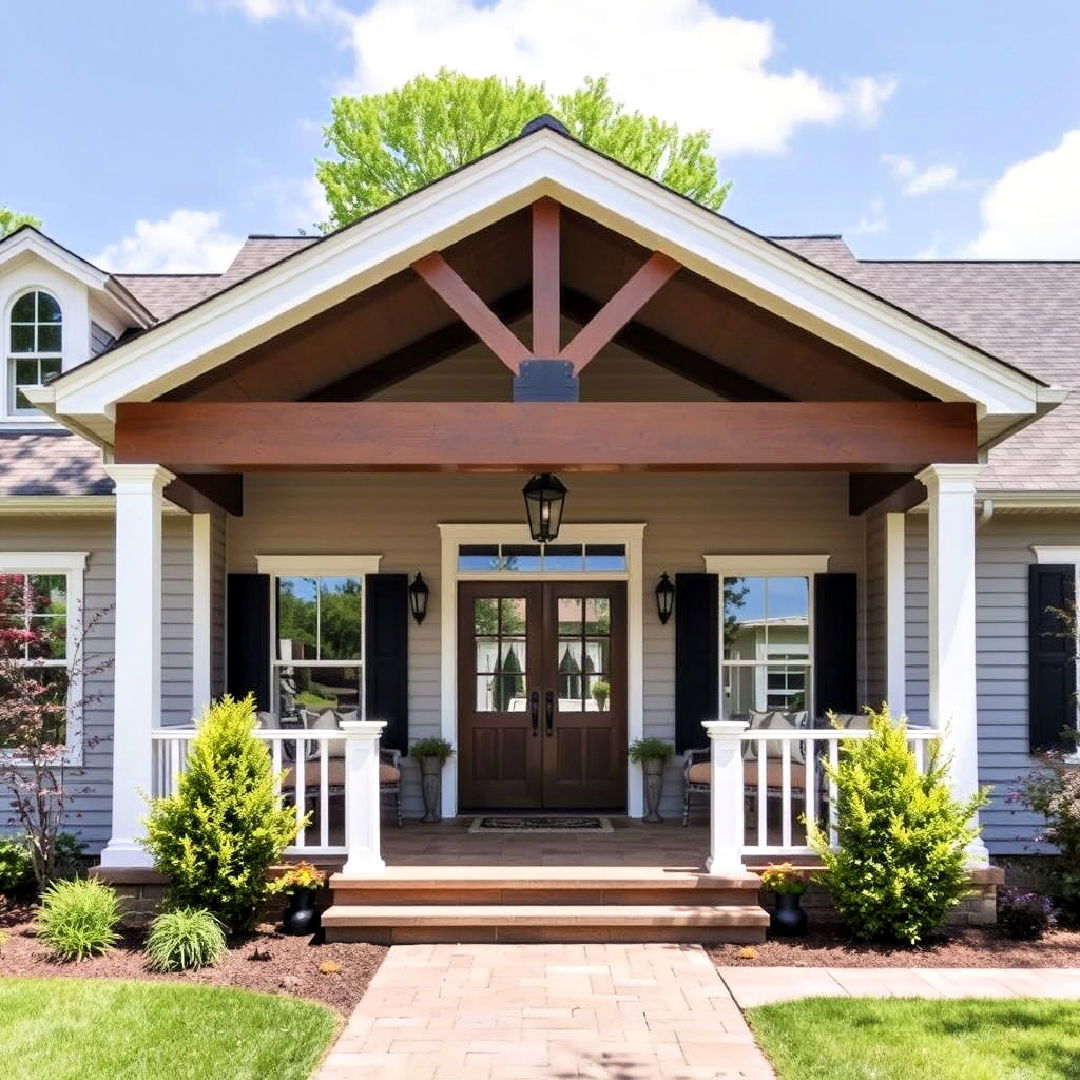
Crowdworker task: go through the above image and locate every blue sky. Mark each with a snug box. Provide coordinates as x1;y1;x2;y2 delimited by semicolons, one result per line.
2;0;1078;272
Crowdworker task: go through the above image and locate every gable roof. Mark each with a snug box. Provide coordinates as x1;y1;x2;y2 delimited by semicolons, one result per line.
29;120;1052;446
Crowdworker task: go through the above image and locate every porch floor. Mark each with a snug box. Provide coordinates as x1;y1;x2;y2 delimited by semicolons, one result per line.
380;817;712;869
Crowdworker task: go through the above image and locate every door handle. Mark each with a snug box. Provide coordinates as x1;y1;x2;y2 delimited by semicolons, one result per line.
530;690;540;736
545;690;555;736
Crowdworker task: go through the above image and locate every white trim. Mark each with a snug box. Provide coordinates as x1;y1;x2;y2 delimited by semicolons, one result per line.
885;513;907;718
0;551;89;766
191;515;212;714
256;555;383;576
703;554;831;575
438;522;646;819
38;131;1044;431
0;496;185;516
1031;546;1080;565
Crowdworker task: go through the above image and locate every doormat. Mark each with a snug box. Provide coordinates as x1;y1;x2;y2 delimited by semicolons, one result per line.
468;816;614;834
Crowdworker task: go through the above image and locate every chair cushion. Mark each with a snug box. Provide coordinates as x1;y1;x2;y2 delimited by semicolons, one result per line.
686;762;711;784
744;711;806;764
283;760;401;788
302;709;346;760
380;763;401;784
743;759;807;790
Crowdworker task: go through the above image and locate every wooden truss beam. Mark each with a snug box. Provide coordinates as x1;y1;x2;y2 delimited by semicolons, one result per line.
115;401;978;473
531;198;561;357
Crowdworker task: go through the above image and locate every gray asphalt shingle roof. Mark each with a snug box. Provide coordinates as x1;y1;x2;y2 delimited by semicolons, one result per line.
4;235;1077;498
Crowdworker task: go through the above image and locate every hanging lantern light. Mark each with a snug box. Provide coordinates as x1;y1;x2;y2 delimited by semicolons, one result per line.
522;473;567;542
655;572;675;625
408;572;430;624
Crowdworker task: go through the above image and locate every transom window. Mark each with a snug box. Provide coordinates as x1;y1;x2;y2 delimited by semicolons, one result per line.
8;290;62;415
458;543;626;574
273;574;363;719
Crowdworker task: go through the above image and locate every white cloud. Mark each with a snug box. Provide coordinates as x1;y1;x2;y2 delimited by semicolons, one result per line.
217;0;895;157
252;175;332;233
881;153;964;197
849;198;888;236
92;210;244;273
964;131;1080;258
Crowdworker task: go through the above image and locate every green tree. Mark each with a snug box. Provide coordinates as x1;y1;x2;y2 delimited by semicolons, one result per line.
317;70;730;228
0;207;41;238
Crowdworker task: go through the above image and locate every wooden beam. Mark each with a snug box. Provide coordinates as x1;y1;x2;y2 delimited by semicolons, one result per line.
116;402;978;472
848;473;926;516
532;198;561;357
559;252;680;372
165;473;244;516
305;286;532;401
560;288;788;401
412;252;530;372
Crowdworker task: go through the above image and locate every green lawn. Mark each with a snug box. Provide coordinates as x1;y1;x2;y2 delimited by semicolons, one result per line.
747;997;1080;1080
0;978;338;1080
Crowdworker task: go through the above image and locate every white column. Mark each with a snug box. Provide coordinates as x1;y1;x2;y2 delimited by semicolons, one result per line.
191;514;212;717
885;512;907;718
99;463;174;869
702;719;749;874
340;720;387;876
916;463;988;866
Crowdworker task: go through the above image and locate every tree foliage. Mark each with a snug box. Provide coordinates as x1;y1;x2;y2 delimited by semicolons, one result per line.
807;705;988;945
0;207;41;238
316;70;730;228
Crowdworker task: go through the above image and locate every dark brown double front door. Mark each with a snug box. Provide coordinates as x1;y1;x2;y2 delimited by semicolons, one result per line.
458;581;627;810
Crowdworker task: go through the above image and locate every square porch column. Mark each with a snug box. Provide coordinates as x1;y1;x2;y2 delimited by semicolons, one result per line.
916;463;989;866
98;463;174;869
702;719;749;874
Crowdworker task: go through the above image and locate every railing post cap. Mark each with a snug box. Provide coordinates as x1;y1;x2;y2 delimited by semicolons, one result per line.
340;719;387;737
702;719;750;736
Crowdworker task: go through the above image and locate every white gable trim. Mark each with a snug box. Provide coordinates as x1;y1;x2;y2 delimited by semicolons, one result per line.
35;131;1045;431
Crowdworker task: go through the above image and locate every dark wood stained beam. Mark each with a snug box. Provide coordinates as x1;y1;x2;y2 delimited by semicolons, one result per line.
165;473;244;516
412;252;530;371
559;253;680;372
560;289;788;401
304;287;532;402
532;198;561;357
848;473;927;516
115;402;978;473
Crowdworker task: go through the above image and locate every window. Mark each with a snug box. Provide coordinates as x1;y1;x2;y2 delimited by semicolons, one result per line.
0;553;87;759
8;291;62;415
258;556;381;721
705;556;829;719
457;543;626;574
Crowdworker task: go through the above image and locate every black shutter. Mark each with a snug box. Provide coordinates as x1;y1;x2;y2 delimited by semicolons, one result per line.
1029;564;1076;752
226;573;271;711
675;572;719;753
813;572;858;717
365;574;409;752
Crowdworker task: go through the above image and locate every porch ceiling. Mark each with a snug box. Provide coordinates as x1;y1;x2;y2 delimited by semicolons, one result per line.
161;209;929;407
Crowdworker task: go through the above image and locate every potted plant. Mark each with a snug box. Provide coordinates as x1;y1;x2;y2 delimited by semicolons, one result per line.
591;678;610;712
410;738;455;823
273;861;326;936
760;862;809;937
628;738;675;823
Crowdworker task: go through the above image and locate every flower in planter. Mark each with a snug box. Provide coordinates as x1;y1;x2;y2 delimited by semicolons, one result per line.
627;738;674;764
272;862;327;895
409;737;455;763
760;862;809;896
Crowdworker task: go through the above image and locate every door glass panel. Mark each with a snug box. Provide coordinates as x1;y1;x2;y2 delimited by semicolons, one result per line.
584;597;610;635
557;597;582;636
556;595;613;714
473;595;528;712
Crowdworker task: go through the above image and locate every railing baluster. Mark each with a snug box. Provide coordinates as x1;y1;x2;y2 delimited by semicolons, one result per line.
756;739;766;847
804;732;816;842
294;734;306;847
828;739;840;848
320;738;330;849
271;738;283;799
781;739;792;849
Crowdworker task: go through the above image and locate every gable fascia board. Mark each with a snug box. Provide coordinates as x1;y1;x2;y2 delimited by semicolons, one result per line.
45;130;1041;423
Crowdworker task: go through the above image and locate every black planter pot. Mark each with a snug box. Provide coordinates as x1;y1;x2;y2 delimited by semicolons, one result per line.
281;887;321;936
770;892;808;937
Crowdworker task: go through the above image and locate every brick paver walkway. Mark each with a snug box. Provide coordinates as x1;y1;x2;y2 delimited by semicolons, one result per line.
717;965;1080;1008
317;942;775;1080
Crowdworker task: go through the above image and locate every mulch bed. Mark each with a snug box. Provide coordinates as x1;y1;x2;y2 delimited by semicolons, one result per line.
708;925;1080;968
0;904;385;1014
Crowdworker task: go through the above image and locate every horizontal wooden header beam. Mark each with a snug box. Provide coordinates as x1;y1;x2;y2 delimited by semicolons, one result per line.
114;401;977;473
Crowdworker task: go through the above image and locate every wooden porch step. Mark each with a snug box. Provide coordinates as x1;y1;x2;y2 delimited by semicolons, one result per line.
321;902;769;945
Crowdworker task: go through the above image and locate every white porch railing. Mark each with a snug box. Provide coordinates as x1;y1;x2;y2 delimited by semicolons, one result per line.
151;724;384;863
739;726;939;857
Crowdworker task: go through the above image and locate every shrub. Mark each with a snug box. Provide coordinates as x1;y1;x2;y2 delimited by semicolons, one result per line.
807;705;988;945
998;888;1056;940
146;907;227;971
0;837;34;898
1011;751;1080;923
142;695;301;934
409;737;454;762
627;738;674;764
36;877;121;961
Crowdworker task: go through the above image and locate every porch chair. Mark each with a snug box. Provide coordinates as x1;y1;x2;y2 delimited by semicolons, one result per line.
260;710;404;827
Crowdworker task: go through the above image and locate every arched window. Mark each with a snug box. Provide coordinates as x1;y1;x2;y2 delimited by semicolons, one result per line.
8;290;62;415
